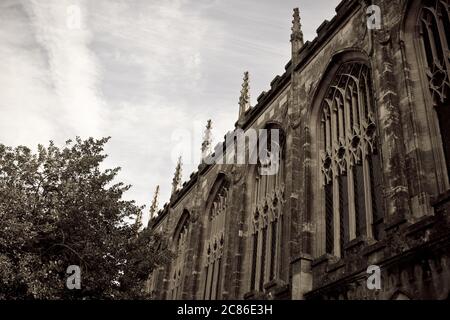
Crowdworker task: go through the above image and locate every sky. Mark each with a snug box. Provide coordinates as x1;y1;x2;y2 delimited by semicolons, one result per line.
0;0;340;225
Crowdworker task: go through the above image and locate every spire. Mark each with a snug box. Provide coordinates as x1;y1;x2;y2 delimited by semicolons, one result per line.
291;8;304;59
149;185;160;220
201;120;213;161
239;71;251;118
171;156;183;196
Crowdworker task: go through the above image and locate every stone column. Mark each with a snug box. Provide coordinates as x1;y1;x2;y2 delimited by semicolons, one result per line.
371;26;411;227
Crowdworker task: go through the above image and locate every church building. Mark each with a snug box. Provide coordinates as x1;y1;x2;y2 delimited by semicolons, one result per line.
146;0;450;300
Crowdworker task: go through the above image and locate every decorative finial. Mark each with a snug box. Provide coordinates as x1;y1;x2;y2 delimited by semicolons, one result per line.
171;156;183;196
201;120;213;161
239;71;251;118
149;185;160;220
291;8;304;58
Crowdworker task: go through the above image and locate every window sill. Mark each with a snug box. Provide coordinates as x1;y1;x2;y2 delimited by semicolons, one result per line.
326;259;345;273
384;215;408;231
362;240;386;256
263;279;286;291
405;215;437;237
431;188;450;207
243;290;266;300
311;253;336;268
344;235;367;251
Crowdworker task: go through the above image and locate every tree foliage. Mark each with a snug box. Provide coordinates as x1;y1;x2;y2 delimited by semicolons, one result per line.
0;137;171;299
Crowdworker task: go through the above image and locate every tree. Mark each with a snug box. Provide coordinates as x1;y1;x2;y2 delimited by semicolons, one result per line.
0;137;171;299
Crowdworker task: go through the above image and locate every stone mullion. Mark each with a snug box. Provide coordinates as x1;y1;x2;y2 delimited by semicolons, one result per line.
325;104;331;151
363;155;374;239
249;230;258;292
175;231;185;299
216;256;223;298
176;248;183;299
338;99;345;140
323;112;331;256
358;68;376;239
351;89;359;129
176;233;183;299
170;251;179;299
210;257;220;299
205;258;214;300
169;285;174;300
357;73;367;127
256;178;260;208
332;173;341;257
342;89;357;242
201;265;209;299
255;219;264;291
275;214;282;279
260;224;267;291
347;76;362;243
269;172;274;195
361;72;369;117
333;174;341;257
174;275;179;300
264;175;268;199
265;214;274;285
423;15;440;64
204;239;213;300
346;165;357;241
330;98;341;257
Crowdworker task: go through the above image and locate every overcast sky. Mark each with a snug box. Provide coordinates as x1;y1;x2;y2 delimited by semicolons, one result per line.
0;0;340;224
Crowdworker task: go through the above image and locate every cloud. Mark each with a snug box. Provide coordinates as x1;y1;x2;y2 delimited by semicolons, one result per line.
0;0;57;146
0;0;105;146
22;0;105;138
0;0;340;226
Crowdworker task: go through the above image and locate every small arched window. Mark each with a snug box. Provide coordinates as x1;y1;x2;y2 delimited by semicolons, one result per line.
418;0;450;183
249;127;285;292
320;62;384;257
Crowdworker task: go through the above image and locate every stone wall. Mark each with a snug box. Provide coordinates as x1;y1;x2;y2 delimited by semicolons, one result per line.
148;0;450;300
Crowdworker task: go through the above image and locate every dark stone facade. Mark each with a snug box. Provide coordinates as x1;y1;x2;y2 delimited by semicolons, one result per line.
146;0;450;300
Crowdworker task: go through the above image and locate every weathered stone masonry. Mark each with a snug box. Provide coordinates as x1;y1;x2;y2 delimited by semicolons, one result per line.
146;0;450;300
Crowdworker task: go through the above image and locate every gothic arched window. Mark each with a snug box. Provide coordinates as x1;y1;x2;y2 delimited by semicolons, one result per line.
418;0;450;182
320;62;384;257
249;127;285;292
202;178;229;300
169;210;190;299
